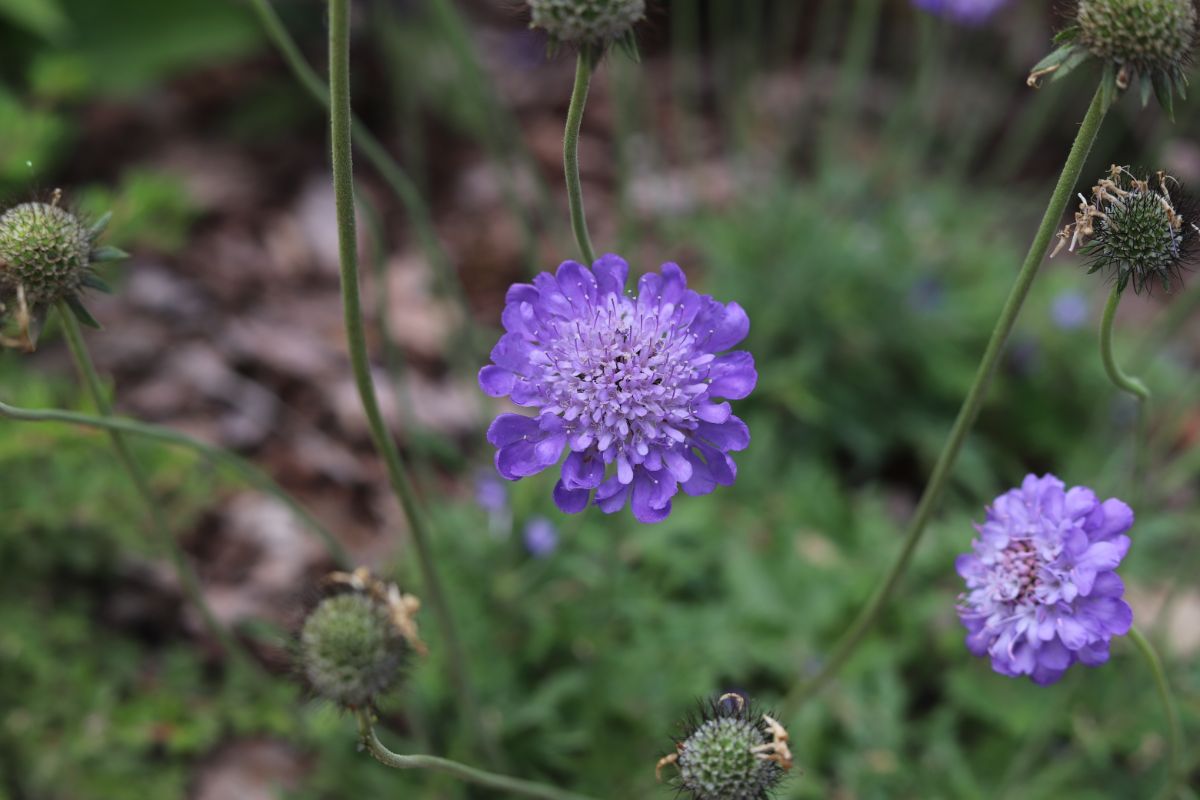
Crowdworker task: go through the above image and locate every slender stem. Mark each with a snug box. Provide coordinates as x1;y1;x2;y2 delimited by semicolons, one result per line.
354;711;598;800
564;52;597;265
1100;286;1151;403
1100;284;1151;492
1129;626;1184;799
325;0;493;762
246;0;482;362
0;397;349;566
55;306;250;665
782;85;1110;715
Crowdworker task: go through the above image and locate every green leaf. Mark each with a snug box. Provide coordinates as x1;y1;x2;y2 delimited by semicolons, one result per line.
0;0;68;40
1050;47;1093;83
616;30;641;63
1152;71;1175;122
1139;73;1153;108
63;294;101;329
1028;44;1078;76
87;211;112;239
90;245;128;263
1100;61;1117;110
80;273;112;294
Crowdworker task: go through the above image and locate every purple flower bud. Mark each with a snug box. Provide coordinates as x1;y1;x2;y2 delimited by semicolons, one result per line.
523;516;558;558
479;255;756;524
956;474;1133;685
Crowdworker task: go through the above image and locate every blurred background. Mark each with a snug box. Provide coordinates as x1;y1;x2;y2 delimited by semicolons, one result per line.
1;0;1198;797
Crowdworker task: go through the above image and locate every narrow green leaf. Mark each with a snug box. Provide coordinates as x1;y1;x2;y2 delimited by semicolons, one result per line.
1152;71;1175;122
63;294;101;329
81;273;113;294
87;211;112;239
90;245;128;263
1139;74;1153;108
1100;62;1117;110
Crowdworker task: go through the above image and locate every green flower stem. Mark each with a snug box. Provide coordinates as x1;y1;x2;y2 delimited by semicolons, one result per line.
354;710;599;800
247;0;482;361
55;305;251;666
782;84;1110;715
1100;284;1151;490
0;397;350;567
1100;285;1151;403
1129;626;1184;799
326;0;493;762
565;52;597;265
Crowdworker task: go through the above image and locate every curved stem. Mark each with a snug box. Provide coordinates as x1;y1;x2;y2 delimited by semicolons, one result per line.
0;397;349;567
55;306;252;665
1100;285;1151;403
1100;285;1151;491
564;52;597;264
326;0;493;762
1129;626;1184;799
354;710;598;800
782;84;1110;715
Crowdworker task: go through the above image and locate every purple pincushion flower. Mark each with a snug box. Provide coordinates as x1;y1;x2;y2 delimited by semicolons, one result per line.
912;0;1011;26
956;474;1134;685
479;254;756;524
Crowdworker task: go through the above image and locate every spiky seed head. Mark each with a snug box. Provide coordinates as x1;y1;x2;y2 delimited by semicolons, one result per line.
0;202;92;306
1077;0;1197;74
526;0;645;47
673;697;787;800
300;592;410;707
1073;168;1198;294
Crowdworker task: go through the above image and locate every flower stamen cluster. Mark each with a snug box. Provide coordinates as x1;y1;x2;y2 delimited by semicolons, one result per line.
480;255;756;523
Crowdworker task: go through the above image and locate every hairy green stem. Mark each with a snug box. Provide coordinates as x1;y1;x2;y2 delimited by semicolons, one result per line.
55;306;251;664
0;395;349;566
782;85;1109;715
1129;627;1184;799
325;0;492;761
247;0;481;361
564;52;597;265
355;710;597;800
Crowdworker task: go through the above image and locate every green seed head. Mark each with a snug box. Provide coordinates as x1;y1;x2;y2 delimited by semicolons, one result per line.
1077;0;1197;73
1072;168;1197;294
0;202;92;306
526;0;645;47
300;592;410;707
671;697;788;800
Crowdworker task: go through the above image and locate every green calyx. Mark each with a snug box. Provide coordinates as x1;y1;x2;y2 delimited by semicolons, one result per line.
1027;0;1195;119
672;700;787;800
527;0;643;61
300;592;410;708
0;199;123;351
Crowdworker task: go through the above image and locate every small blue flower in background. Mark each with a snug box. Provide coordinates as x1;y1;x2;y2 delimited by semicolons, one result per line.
480;255;756;524
956;474;1133;685
1051;290;1089;330
523;516;559;558
474;470;509;515
912;0;1012;25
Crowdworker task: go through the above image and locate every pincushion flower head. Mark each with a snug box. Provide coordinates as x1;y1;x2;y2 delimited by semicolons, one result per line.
0;191;124;351
1028;0;1196;118
1054;165;1198;295
479;255;756;524
956;474;1134;685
